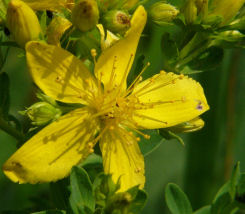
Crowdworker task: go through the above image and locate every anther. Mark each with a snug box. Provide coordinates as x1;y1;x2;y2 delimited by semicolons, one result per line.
136;137;141;142
88;142;93;148
89;148;94;153
109;126;115;130
179;74;184;79
55;76;63;83
91;49;97;57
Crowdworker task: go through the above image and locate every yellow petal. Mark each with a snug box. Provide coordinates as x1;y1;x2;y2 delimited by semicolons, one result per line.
22;0;73;11
3;108;99;184
132;72;209;129
97;24;119;51
94;6;147;92
26;41;97;105
100;127;145;192
46;16;72;47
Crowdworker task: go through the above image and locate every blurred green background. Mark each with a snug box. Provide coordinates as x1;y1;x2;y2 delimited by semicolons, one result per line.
1;0;245;213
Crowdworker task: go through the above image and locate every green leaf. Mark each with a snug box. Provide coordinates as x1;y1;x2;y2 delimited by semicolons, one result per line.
165;183;192;214
31;210;66;214
211;192;234;214
229;162;240;200
193;205;211;214
69;166;95;214
213;182;230;202
0;72;10;118
80;153;103;182
237;173;245;196
138;130;163;156
128;188;148;213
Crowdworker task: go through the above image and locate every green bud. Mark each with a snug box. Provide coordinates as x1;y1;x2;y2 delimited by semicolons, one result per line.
168;117;205;133
195;0;208;18
229;17;245;30
97;0;121;12
183;0;198;24
149;2;179;25
210;0;245;25
71;0;99;32
123;0;139;10
102;10;130;34
20;102;62;126
214;30;245;43
183;0;209;24
6;0;42;47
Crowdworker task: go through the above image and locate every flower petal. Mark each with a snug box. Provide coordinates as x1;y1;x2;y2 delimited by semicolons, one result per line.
3;108;99;184
100;127;145;191
94;6;147;92
131;72;209;129
97;24;119;51
26;41;97;105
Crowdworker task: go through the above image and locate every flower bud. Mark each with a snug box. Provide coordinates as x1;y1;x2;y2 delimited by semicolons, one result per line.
210;0;245;25
102;10;130;34
123;0;139;10
195;0;208;18
183;0;198;24
168;117;204;133
229;17;245;30
149;2;179;25
71;0;99;32
97;0;120;12
6;0;42;47
20;102;62;126
46;16;72;46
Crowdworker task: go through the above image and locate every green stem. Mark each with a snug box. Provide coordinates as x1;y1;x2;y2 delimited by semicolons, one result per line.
175;32;211;70
224;50;241;180
0;117;24;141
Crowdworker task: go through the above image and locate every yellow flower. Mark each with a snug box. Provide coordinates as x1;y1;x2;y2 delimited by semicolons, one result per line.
211;0;245;24
2;6;209;191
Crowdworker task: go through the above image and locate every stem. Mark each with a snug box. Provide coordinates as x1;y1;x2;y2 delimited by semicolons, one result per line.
0;117;24;141
224;50;241;180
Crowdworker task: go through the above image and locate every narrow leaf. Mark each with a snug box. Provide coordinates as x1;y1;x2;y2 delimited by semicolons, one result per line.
69;166;95;214
165;183;192;214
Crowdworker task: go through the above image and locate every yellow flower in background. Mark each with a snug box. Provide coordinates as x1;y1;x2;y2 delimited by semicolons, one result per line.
211;0;245;24
3;6;209;191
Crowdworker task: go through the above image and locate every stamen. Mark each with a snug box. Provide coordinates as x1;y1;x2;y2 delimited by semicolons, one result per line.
127;62;150;92
91;49;97;64
107;56;118;91
120;121;151;140
133;113;168;126
135;76;181;97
